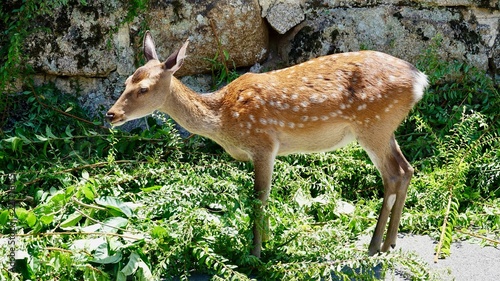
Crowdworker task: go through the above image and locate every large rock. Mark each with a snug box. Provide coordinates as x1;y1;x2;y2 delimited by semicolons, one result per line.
279;1;500;76
25;0;269;79
25;1;133;78
260;0;306;34
147;0;269;76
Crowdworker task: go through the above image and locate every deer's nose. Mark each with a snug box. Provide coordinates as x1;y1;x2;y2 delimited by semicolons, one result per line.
105;112;115;122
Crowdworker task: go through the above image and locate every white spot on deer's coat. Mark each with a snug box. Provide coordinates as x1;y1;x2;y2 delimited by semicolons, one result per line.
260;118;267;125
279;121;285;127
321;115;329;121
302;77;309;83
330;112;338;117
301;116;309;122
357;104;367;111
297;123;304;128
310;94;327;103
386;194;396;209
232;112;240;118
340;103;346;110
268;118;278;125
288;122;295;129
256;96;266;105
300;101;309;108
292;105;300;112
311;116;319;121
249;115;256;123
291;93;299;100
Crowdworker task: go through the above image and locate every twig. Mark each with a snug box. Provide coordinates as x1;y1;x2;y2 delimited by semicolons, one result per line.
72;197;106;211
456;229;500;245
45;247;74;254
209;18;230;76
3;231;146;241
434;189;453;263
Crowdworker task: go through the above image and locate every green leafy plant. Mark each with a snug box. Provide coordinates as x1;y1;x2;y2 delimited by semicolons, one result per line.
205;49;240;90
204;18;240;90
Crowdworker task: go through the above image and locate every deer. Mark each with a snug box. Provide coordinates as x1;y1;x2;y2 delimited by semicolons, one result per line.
106;30;428;258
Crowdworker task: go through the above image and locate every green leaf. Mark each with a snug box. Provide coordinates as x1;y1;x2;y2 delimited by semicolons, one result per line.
121;252;140;276
40;214;54;225
91;242;124;265
140;185;163;192
92;252;123;264
15;207;28;220
60;211;83;228
45;125;57;138
26;211;37;227
100;217;128;233
136;260;153;281
65;125;73;137
0;210;9;225
81;184;95;200
35;134;48;141
95;197;133;218
116;272;126;281
4;136;25;152
82;170;90;180
151;225;168;239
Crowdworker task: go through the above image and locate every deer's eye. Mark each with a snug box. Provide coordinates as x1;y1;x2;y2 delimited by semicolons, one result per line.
139;87;148;95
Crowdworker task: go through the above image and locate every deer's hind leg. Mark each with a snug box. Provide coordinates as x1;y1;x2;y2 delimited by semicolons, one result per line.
357;133;413;255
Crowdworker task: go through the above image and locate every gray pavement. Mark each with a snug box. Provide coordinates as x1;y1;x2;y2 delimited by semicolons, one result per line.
384;234;500;280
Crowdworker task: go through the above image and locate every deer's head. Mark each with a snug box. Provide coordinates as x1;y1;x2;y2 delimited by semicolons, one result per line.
106;31;189;126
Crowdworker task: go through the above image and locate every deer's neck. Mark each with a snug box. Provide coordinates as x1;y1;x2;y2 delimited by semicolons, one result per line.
160;77;222;135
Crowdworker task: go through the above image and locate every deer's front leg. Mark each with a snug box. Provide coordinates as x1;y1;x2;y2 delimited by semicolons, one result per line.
251;150;276;258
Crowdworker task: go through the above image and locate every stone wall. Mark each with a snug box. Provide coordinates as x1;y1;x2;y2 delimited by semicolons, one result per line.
22;0;499;125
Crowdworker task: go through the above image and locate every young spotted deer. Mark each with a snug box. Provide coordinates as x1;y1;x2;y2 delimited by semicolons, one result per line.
106;31;428;258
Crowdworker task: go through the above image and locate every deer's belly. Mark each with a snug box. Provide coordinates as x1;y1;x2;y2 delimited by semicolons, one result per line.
277;126;355;156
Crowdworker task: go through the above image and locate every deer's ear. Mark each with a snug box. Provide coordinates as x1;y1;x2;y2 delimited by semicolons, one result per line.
164;39;189;73
143;31;159;61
